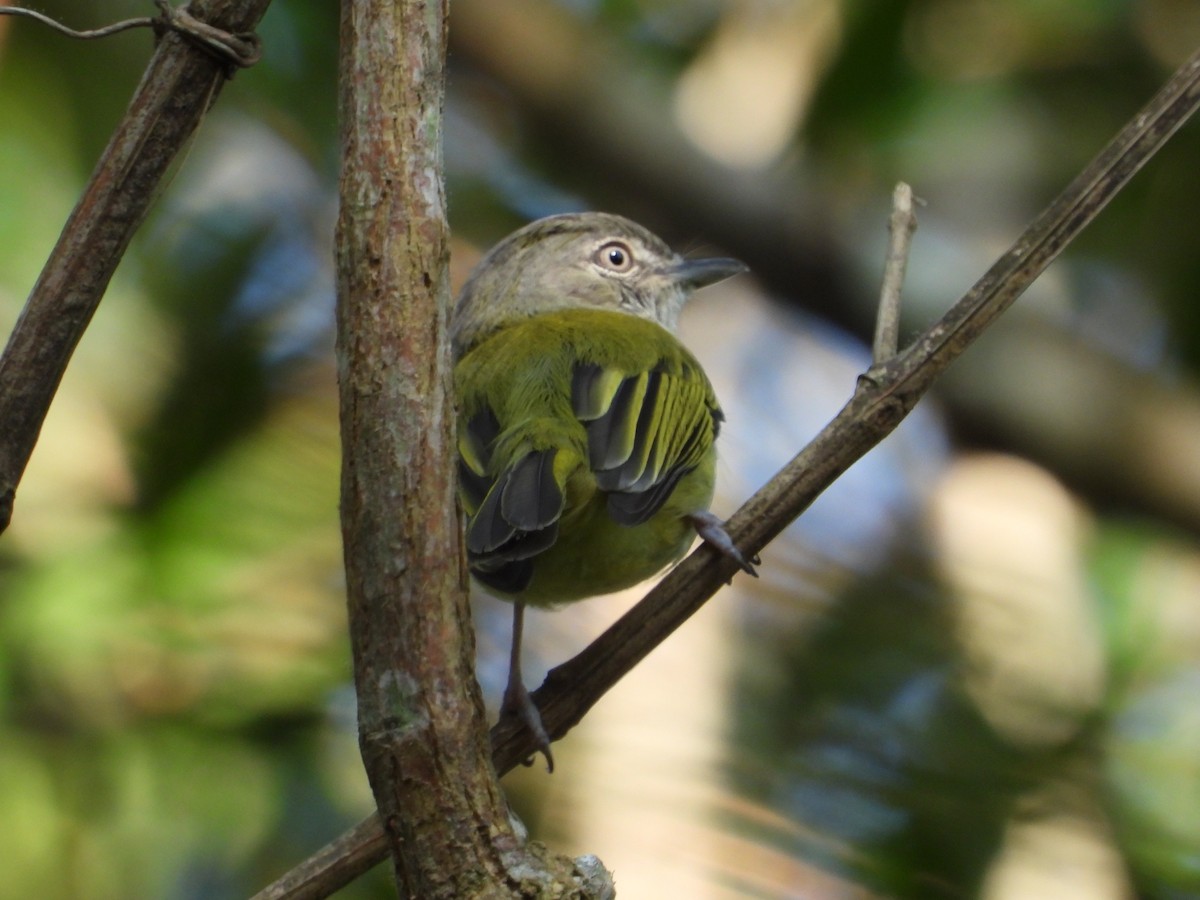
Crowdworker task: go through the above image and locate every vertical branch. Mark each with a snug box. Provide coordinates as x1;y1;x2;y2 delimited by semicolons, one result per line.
335;0;490;888
0;0;270;534
335;1;604;896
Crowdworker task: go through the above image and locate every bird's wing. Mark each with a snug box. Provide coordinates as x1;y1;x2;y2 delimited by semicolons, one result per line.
571;362;720;526
455;310;720;594
458;406;566;595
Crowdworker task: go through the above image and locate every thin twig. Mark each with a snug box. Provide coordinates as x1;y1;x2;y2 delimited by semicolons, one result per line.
253;38;1200;900
0;5;155;39
872;182;918;365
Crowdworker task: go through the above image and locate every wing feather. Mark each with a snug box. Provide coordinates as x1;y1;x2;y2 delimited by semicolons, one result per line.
458;407;501;513
455;309;721;596
500;448;562;531
573;363;717;527
571;363;626;420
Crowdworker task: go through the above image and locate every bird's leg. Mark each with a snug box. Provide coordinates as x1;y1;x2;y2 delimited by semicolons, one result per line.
500;601;555;773
688;511;760;578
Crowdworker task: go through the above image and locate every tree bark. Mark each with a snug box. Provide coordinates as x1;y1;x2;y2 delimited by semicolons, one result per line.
334;1;610;896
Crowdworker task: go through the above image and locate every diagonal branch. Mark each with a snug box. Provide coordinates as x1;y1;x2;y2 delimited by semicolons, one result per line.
507;43;1200;764
253;40;1200;900
0;0;271;535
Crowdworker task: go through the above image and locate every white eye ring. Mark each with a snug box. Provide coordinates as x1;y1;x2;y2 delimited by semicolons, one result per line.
594;240;635;273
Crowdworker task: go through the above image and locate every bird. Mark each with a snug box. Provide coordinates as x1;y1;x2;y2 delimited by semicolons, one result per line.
451;211;757;770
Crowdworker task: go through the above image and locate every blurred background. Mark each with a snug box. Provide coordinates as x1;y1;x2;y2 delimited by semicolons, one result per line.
2;0;1199;897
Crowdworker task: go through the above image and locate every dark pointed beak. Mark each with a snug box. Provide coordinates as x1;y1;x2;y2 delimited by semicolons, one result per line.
667;256;748;289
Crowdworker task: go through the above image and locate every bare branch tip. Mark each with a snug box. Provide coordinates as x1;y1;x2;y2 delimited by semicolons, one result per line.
888;182;920;236
873;181;921;364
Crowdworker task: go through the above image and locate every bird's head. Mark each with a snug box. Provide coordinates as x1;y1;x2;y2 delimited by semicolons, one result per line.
451;212;745;357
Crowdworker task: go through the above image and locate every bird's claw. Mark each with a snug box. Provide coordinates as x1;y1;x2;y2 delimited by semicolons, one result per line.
502;680;555;774
689;511;759;578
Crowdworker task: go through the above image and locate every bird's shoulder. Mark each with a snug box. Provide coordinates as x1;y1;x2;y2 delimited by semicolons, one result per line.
455;308;708;395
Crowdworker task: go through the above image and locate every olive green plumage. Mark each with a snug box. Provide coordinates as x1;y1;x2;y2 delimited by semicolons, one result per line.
455;307;720;603
450;211;752;768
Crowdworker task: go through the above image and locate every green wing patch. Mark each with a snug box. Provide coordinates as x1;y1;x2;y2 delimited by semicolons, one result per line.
573;362;718;527
455;310;721;595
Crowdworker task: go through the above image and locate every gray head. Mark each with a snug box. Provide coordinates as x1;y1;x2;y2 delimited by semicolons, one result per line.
451;212;746;357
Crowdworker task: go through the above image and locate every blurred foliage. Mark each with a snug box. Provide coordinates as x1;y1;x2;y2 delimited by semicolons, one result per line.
1;1;1199;898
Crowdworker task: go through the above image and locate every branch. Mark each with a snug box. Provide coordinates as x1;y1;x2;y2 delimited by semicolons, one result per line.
872;183;918;365
254;39;1200;900
334;0;607;897
335;0;502;890
0;0;270;534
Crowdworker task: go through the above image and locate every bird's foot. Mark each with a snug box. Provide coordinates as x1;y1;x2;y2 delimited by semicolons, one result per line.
689;511;760;580
502;678;555;774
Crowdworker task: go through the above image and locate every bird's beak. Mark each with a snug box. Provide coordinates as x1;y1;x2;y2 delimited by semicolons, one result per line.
667;256;748;289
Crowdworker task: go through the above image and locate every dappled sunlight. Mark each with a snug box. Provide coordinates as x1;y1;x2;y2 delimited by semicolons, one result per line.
5;385;347;728
1129;382;1200;527
525;584;735;897
926;454;1105;746
8;386;135;553
979;784;1132;900
674;0;840;168
504;582;879;899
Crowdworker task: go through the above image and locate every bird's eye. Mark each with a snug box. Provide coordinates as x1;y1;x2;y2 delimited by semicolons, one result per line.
594;240;635;273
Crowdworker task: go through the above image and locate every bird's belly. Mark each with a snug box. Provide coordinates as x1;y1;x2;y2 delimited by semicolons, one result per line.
514;502;696;606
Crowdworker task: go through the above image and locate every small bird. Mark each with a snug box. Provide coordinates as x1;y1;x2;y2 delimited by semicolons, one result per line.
452;212;757;770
